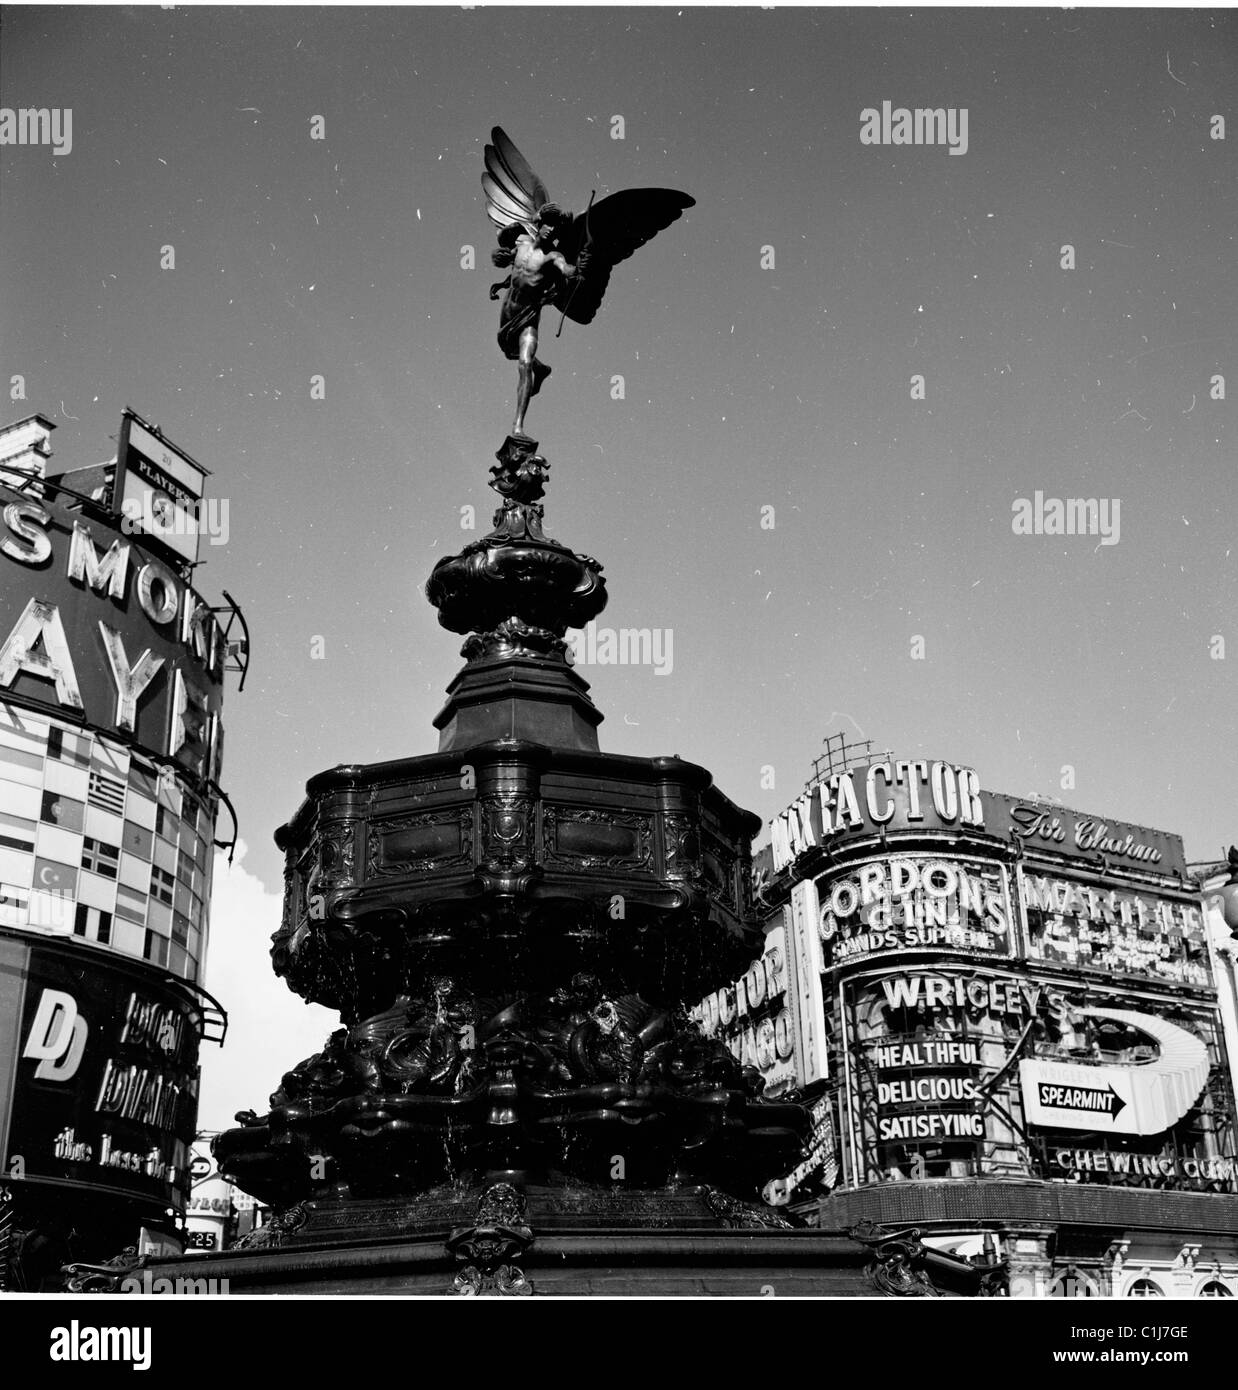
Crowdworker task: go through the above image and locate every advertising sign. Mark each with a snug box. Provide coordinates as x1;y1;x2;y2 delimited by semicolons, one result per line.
1;934;202;1207
866;1008;988;1145
690;923;798;1093
1049;1149;1237;1184
983;792;1187;879
770;759;986;874
788;879;829;1084
185;1143;233;1253
1019;1007;1211;1136
114;412;210;568
842;965;1232;1190
1019;867;1211;988
844;968;1033;1178
0;486;224;788
138;1227;184;1257
763;1094;840;1205
816;855;1012;965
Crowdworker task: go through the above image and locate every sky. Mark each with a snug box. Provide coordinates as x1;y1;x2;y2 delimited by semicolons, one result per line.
2;5;1236;1130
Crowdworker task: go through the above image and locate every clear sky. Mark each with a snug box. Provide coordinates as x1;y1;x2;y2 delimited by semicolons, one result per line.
2;5;1235;1129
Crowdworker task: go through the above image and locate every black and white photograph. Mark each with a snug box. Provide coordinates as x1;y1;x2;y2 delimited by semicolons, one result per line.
0;0;1236;1337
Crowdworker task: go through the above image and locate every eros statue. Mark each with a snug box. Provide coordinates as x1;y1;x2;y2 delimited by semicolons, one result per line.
483;127;694;437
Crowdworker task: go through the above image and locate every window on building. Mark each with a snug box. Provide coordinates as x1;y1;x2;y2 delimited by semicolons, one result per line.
88;771;126;816
81;837;120;879
41;790;84;832
172;911;190;947
0;811;36;854
1049;1268;1100;1297
177;846;196;887
46;725;90;767
150;866;176;906
72;902;113;943
1198;1280;1232;1297
130;763;159;801
1126;1278;1164;1298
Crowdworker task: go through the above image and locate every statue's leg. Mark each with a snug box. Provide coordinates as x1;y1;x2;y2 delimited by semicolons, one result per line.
514;325;538;435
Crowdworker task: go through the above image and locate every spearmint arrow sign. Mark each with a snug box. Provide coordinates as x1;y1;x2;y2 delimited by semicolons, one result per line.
1036;1081;1126;1120
1020;1008;1209;1136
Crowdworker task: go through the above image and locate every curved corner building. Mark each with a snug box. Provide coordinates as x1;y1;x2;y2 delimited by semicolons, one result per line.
704;750;1238;1298
0;413;233;1288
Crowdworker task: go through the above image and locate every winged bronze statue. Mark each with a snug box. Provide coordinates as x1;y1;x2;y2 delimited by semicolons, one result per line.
483;127;694;437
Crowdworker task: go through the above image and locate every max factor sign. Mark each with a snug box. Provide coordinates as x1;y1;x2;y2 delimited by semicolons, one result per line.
771;760;984;873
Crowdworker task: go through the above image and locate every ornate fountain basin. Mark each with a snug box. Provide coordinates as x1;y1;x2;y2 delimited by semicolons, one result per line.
271;737;762;1018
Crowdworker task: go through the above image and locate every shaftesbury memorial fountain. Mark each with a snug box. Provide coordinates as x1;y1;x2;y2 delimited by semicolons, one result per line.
74;131;991;1296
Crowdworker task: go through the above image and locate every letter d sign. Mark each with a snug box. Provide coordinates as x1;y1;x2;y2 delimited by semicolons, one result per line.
22;989;88;1081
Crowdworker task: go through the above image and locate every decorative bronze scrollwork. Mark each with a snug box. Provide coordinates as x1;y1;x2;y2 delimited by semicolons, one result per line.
61;1247;141;1294
231;1203;310;1251
367;808;473;877
849;1220;942;1298
703;1188;796;1230
447;1183;534;1297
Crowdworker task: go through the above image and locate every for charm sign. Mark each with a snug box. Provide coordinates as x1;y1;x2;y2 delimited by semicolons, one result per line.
981;793;1186;878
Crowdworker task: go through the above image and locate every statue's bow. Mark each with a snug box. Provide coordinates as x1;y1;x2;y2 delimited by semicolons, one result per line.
556;189;595;339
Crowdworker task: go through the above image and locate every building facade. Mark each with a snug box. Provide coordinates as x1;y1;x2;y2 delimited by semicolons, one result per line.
0;413;239;1287
697;749;1238;1297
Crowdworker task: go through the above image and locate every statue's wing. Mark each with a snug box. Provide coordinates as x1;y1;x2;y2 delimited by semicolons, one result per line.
482;127;552;233
553;188;695;325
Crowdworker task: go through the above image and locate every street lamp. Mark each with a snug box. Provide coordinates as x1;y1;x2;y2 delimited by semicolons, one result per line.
1212;847;1238;938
